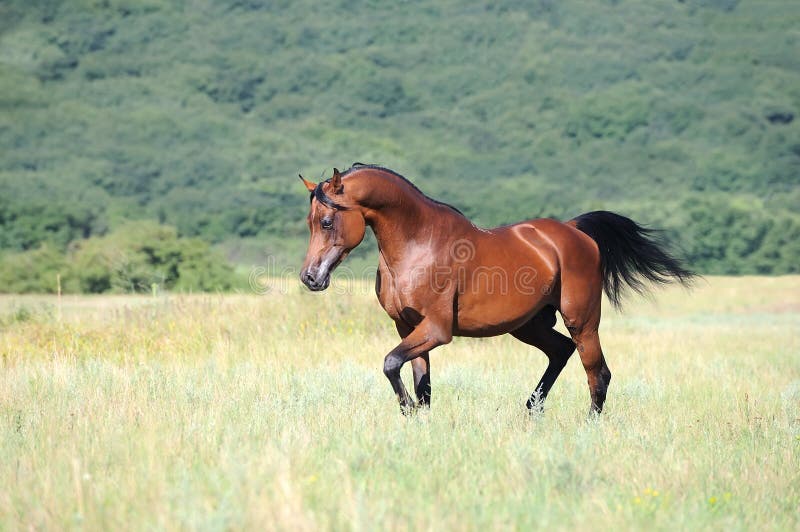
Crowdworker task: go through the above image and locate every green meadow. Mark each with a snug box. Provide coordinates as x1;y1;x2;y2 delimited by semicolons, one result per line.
1;276;798;529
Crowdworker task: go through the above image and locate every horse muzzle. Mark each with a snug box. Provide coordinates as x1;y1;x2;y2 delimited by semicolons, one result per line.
300;269;330;291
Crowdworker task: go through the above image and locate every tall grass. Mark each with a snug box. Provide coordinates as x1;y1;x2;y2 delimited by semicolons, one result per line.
1;277;798;530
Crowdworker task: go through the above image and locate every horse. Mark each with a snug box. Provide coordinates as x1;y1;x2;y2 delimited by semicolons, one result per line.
299;164;694;414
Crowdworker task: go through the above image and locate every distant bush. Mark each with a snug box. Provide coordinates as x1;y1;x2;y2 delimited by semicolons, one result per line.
0;222;241;294
0;245;70;294
565;83;652;142
679;198;800;275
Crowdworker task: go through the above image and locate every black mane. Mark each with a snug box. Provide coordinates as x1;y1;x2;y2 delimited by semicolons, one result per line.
343;163;464;215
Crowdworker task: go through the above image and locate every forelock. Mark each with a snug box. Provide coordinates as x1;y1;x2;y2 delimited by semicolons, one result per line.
310;180;347;210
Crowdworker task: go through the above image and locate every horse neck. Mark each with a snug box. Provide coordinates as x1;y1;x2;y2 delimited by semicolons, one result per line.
347;169;470;264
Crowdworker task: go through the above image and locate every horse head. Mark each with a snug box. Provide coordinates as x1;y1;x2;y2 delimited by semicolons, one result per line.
299;168;366;291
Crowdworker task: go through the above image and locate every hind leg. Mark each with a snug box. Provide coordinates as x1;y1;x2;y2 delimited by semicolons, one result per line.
511;306;576;410
569;328;611;413
560;300;612;414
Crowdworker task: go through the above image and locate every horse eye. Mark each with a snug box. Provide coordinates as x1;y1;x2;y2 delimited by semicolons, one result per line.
321;218;333;230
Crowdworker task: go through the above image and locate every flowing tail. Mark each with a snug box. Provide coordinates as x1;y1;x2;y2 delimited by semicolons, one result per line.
572;211;696;309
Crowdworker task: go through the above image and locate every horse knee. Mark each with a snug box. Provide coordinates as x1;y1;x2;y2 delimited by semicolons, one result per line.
383;352;404;378
411;356;429;380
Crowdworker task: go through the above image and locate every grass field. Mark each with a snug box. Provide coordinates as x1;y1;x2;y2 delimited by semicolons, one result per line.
1;277;798;530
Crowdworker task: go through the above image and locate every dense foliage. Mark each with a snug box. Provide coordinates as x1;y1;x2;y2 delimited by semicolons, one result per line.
0;222;238;293
1;0;798;291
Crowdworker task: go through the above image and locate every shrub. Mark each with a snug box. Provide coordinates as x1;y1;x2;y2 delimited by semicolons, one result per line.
0;222;241;294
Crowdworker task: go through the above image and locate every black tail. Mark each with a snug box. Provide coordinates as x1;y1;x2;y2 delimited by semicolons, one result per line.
572;211;696;309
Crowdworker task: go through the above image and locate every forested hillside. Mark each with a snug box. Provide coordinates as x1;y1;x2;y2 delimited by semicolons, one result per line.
1;0;799;291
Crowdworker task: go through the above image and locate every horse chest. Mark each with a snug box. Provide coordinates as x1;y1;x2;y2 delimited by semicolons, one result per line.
375;258;427;325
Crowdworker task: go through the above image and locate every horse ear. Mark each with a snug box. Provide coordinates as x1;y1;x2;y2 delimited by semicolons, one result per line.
330;168;343;193
298;174;316;192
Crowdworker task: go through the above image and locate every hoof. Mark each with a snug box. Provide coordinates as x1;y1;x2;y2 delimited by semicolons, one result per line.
527;403;545;416
526;393;545;414
399;402;418;416
587;406;603;420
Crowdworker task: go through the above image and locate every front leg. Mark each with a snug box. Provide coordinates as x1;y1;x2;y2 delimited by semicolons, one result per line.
395;323;431;408
384;322;450;413
411;353;431;407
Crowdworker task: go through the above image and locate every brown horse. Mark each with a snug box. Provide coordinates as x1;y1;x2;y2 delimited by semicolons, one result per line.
299;164;694;414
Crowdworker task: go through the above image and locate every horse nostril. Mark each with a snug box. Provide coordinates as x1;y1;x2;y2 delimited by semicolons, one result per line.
304;272;316;285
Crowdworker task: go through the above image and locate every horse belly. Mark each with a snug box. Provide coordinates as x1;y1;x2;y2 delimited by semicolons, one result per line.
454;261;556;336
453;228;558;337
454;290;547;337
